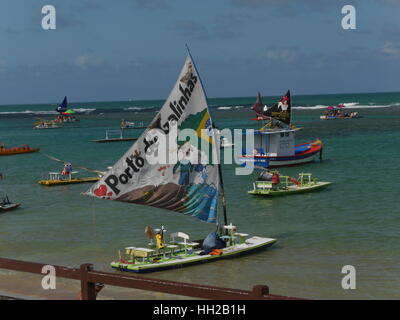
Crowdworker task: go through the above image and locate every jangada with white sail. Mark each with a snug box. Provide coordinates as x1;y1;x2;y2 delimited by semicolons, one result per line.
85;53;276;273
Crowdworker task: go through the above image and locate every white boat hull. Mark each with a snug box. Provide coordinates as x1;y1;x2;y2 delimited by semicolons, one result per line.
267;152;320;167
111;236;276;273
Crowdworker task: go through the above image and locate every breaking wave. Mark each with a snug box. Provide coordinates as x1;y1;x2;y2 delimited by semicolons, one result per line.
294;102;400;110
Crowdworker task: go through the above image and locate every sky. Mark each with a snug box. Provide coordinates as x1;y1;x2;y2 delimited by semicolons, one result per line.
0;0;400;105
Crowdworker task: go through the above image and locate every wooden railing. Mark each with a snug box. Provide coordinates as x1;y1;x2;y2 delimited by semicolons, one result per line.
0;257;305;300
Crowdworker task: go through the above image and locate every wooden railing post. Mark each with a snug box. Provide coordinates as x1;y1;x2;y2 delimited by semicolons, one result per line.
0;257;304;300
251;285;269;298
80;263;96;300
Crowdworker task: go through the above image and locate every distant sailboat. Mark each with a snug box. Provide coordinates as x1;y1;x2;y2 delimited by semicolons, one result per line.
84;52;276;273
251;92;268;120
54;96;79;122
56;96;68;114
263;90;292;126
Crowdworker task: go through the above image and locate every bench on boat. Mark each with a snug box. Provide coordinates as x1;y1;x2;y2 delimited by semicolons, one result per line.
121;247;156;263
142;231;200;257
170;232;199;255
223;224;249;246
48;171;79;181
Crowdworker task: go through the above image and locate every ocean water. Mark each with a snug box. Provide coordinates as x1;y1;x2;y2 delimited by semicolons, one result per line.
0;92;399;299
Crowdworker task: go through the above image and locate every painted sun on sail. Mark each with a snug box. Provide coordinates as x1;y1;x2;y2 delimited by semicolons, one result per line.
85;56;220;223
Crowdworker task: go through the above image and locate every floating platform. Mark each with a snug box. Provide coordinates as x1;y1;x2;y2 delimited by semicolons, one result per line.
92;130;138;143
38;172;100;186
38;177;100;186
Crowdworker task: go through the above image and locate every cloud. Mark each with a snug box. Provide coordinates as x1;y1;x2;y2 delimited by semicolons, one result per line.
170;13;248;40
228;0;360;15
171;21;208;39
263;47;298;63
171;20;242;40
74;53;105;69
71;0;104;11
380;41;400;57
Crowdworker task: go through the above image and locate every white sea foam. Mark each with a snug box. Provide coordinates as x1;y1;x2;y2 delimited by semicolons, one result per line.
294;105;328;110
294;102;399;110
217;105;244;110
72;108;96;114
0;110;57;115
123;106;156;111
218;106;232;110
0;108;96;115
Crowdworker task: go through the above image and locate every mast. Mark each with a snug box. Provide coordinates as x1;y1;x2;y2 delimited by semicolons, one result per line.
289;89;292;126
185;44;228;227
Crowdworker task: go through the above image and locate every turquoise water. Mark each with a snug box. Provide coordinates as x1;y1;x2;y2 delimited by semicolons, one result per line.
1;92;400;299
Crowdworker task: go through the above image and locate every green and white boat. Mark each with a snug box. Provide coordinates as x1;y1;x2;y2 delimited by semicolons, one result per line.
84;51;276;273
248;172;332;197
110;225;276;273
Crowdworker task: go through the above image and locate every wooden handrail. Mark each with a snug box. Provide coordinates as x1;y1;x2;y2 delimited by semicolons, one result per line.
0;257;305;300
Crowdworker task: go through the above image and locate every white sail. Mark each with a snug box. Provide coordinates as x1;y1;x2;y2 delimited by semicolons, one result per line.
85;56;220;223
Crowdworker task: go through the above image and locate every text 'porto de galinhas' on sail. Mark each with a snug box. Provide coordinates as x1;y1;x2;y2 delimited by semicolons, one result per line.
85;56;221;223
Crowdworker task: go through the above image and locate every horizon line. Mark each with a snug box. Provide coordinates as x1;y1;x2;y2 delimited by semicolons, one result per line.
0;90;399;108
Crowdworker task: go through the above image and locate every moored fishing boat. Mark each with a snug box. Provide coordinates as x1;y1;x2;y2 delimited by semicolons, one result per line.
248;171;331;197
242;91;322;167
85;51;277;273
320;105;362;120
0;143;40;156
0;195;20;213
238;130;323;168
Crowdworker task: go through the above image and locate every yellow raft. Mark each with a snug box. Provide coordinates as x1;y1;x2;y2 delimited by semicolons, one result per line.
38;172;100;186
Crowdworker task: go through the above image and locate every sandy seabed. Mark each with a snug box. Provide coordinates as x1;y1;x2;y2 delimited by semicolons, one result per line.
0;271;195;300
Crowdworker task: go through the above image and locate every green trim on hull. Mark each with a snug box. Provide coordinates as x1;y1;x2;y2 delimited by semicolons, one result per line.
248;181;332;196
111;237;276;273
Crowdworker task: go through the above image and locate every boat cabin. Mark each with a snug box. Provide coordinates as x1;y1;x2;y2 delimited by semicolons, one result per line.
247;128;296;157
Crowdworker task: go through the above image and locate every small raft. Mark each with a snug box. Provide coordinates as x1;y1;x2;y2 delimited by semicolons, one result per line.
0;203;21;212
38;172;100;186
248;172;332;197
0;196;21;213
